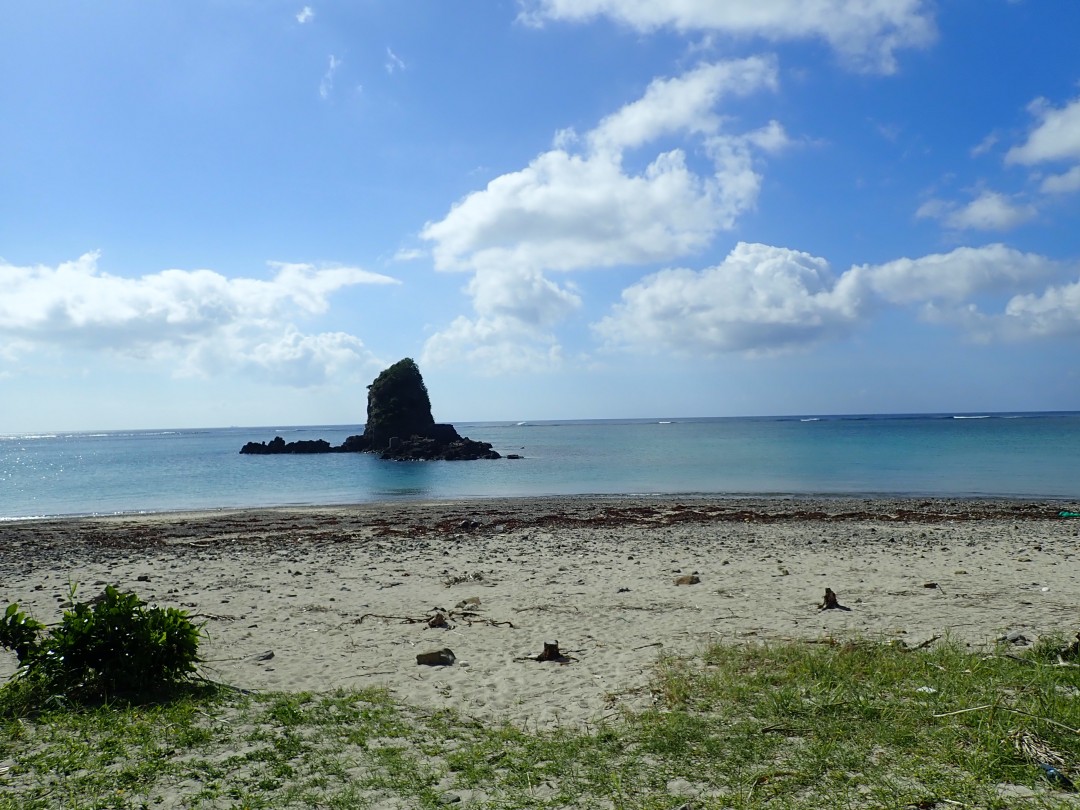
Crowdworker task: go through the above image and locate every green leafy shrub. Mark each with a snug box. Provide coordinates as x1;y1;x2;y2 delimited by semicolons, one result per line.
0;585;203;703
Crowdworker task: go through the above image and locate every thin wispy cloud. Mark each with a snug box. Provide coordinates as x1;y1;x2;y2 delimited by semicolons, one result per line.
385;47;406;74
393;248;425;262
916;190;1037;232
296;6;314;24
319;54;341;100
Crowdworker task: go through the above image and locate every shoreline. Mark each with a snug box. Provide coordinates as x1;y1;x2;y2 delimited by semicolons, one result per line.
1;491;1076;526
2;496;1078;726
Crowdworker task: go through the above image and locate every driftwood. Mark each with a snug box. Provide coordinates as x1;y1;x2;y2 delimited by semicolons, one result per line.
537;641;564;661
356;610;515;629
818;588;852;611
522;640;576;663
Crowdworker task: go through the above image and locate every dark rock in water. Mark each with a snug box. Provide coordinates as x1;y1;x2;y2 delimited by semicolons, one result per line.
239;436;335;454
337;434;370;453
239;358;499;460
363;358;436;449
379;435;500;461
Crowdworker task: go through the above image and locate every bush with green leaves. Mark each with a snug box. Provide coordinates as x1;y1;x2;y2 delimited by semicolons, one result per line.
0;586;203;703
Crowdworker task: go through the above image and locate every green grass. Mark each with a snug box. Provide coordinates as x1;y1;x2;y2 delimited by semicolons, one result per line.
1;638;1078;808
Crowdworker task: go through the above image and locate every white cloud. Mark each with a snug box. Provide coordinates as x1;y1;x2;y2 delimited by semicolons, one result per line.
392;247;426;262
970;132;998;158
587;58;778;154
997;278;1080;339
595;243;858;355
926;278;1080;344
0;253;398;385
420;57;788;368
183;327;376;387
422;315;566;374
422;58;783;275
1006;95;1080;166
319;54;341;100
467;267;582;327
296;6;314;24
422;267;581;372
848;243;1062;305
385;47;406;74
596;242;1071;356
424;148;735;274
1004;94;1080;198
821;243;1074;342
518;0;936;73
1040;165;1080;195
916;191;1036;231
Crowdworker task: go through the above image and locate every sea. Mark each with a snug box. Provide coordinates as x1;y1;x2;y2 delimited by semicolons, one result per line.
1;412;1078;520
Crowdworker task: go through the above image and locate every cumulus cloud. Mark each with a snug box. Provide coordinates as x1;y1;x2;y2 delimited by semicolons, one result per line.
420;58;786;368
0;253;399;386
915;191;1036;231
466;267;582;327
296;6;314;24
182;327;375;387
835;244;1077;344
594;243;858;354
846;243;1062;305
996;278;1080;339
421;316;567;374
518;0;935;73
595;242;1073;356
421;57;783;275
421;267;581;372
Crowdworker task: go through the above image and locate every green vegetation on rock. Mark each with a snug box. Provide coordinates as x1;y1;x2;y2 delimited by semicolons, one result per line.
363;357;436;447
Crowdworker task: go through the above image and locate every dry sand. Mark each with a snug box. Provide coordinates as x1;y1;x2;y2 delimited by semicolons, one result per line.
1;496;1077;727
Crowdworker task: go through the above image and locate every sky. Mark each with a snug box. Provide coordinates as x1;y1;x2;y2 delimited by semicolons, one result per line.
2;1;1080;432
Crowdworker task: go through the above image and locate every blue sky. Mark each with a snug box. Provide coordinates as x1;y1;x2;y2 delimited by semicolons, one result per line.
2;1;1079;432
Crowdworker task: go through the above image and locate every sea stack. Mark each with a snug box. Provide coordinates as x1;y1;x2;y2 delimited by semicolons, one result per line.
239;358;500;460
356;358;501;460
361;358;437;449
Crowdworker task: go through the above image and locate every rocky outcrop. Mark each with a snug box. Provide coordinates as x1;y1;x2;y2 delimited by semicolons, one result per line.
378;434;500;461
239;358;500;460
239;437;336;454
362;358;436;449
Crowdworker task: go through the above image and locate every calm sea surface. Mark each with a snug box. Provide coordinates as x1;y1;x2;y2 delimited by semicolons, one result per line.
1;413;1078;519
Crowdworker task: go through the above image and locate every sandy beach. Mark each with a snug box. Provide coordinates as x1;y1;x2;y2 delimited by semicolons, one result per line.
1;496;1077;727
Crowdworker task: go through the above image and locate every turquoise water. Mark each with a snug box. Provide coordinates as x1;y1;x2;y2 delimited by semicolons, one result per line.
1;413;1078;519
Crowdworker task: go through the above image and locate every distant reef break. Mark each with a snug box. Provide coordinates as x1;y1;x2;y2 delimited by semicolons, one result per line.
239;358;501;461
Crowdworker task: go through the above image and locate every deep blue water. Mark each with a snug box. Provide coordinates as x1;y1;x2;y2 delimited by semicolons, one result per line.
1;413;1078;519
